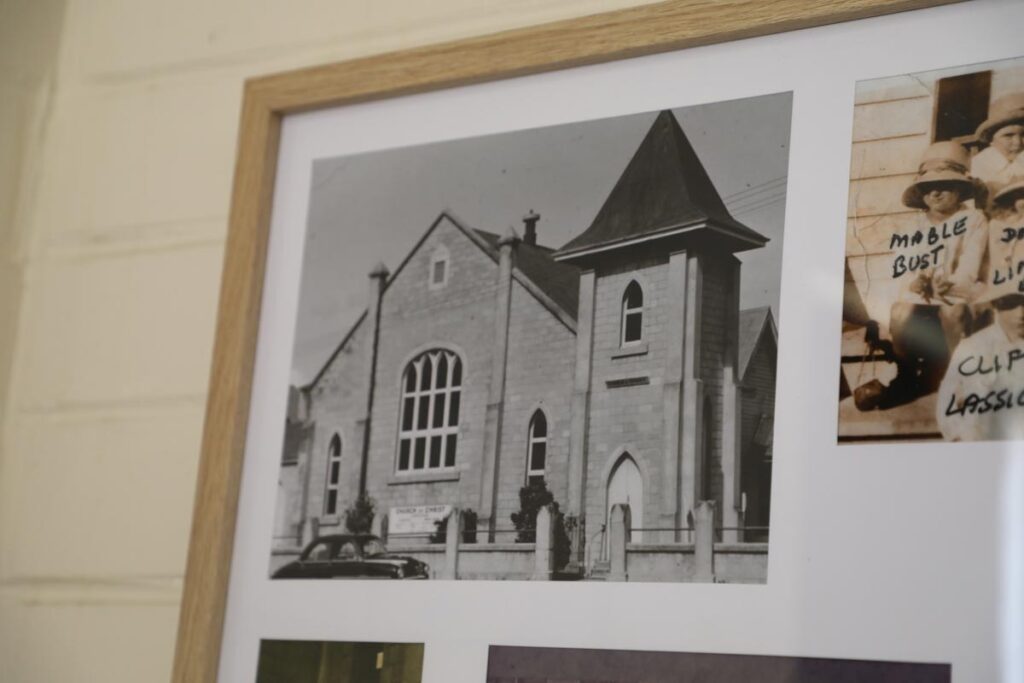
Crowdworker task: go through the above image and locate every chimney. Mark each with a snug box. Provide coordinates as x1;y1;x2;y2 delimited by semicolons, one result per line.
522;210;540;246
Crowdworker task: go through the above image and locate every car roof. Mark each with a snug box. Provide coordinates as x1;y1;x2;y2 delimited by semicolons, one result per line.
307;533;380;543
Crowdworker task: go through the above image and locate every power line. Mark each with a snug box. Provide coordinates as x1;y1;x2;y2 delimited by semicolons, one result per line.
726;190;787;213
730;196;786;215
720;175;787;202
731;194;787;216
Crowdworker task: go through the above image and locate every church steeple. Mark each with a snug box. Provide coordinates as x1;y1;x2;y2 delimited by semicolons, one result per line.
555;110;767;265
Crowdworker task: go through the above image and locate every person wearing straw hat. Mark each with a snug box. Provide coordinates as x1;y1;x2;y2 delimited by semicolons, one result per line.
936;270;1024;442
971;93;1024;200
870;141;990;409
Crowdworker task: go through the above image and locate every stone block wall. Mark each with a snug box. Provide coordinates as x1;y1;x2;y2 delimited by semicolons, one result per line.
740;326;776;530
367;218;499;517
584;255;670;540
497;279;576;528
299;219;578;542
306;319;370;529
698;253;738;517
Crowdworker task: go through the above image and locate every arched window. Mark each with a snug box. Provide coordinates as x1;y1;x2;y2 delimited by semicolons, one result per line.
397;349;462;472
526;410;548;485
621;280;644;345
324;434;342;515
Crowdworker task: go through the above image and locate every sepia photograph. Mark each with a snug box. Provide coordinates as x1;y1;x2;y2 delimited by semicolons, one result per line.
256;640;423;683
269;93;791;582
486;645;950;682
840;55;1024;443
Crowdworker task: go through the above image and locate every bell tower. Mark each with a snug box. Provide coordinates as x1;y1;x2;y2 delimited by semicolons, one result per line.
554;111;768;564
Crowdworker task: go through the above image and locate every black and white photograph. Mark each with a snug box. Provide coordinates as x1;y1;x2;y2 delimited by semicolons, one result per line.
840;54;1024;443
486;645;951;682
256;640;423;683
269;93;791;582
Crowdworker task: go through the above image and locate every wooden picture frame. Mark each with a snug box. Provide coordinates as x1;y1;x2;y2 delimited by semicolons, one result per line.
172;1;960;680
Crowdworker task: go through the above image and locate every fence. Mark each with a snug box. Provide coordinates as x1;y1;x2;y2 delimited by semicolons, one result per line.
270;502;768;582
384;507;557;581
601;501;769;583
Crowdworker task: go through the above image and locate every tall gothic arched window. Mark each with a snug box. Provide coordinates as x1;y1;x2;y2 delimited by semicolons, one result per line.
397;349;462;472
621;280;644;345
324;433;342;515
526;410;547;485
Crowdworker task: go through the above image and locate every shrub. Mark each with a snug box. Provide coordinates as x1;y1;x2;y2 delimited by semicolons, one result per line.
510;480;571;569
429;508;478;544
511;480;553;543
343;493;375;534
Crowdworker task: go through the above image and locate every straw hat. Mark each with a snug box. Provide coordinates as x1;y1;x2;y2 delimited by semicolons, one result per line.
975;94;1024;143
901;141;981;209
992;176;1024;209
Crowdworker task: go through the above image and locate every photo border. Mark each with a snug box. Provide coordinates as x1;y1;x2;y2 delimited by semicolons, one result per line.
172;1;961;680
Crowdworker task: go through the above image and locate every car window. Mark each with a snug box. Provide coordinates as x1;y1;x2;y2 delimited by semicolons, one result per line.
305;541;333;561
363;539;386;556
337;541;359;559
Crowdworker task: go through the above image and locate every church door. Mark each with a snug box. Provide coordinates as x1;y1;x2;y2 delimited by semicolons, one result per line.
606;455;643;546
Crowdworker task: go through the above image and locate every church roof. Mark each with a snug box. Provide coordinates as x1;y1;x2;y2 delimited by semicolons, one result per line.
738;306;776;380
473;229;580;321
555;110;767;263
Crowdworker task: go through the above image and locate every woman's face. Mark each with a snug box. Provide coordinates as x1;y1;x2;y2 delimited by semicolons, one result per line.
995;295;1024;340
920;183;962;214
992;124;1024;158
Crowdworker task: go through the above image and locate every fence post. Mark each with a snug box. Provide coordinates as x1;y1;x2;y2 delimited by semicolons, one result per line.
694;500;715;582
608;503;631;581
301;517;319;546
441;508;462;580
532;505;556;580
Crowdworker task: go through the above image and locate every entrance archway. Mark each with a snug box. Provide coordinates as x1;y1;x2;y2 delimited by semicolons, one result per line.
606;454;643;546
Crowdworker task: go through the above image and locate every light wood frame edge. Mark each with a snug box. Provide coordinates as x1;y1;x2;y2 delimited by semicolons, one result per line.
172;0;959;680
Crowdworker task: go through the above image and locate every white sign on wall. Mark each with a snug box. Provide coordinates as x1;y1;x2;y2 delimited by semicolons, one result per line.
389;505;452;535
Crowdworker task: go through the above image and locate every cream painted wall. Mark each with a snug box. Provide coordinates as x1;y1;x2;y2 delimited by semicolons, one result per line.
0;1;658;680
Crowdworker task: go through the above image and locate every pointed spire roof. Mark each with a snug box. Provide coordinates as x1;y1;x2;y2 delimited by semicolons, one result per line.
555;110;767;264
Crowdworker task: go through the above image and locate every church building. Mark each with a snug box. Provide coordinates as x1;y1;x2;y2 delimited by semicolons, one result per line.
274;111;777;577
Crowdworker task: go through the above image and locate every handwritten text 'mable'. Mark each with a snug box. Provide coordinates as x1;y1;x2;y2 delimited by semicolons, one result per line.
889;216;968;279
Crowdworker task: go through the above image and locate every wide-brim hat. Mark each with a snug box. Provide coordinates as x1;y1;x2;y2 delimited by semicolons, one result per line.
993;177;1024;209
902;141;980;209
976;94;1024;143
902;174;980;210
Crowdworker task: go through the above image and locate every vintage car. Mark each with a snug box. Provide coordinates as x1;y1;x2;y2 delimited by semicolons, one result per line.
272;534;430;580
